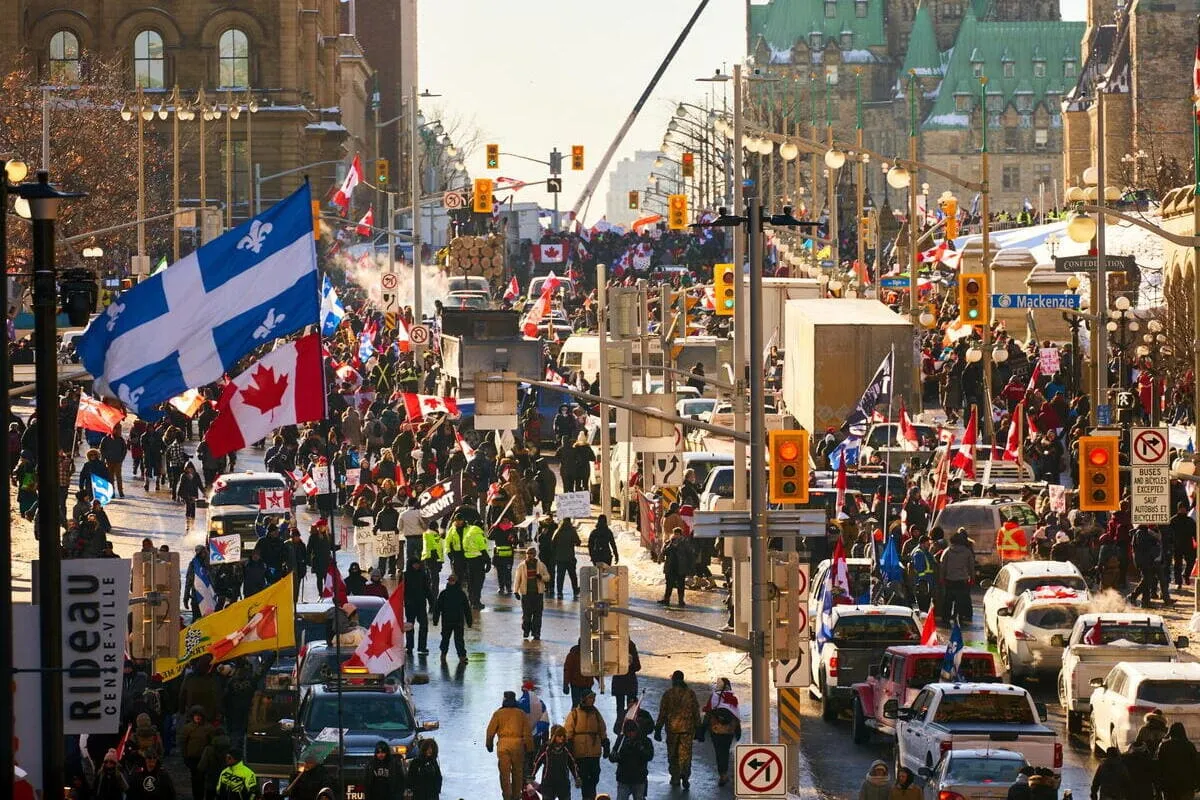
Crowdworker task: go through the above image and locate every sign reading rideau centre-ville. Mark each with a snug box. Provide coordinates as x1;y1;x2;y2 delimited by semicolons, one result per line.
61;558;133;735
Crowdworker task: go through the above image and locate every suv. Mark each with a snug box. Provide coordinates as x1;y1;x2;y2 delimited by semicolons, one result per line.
982;561;1088;645
931;497;1039;571
205;471;291;547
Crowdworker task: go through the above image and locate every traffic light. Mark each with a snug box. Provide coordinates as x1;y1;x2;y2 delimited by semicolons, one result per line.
473;178;494;213
130;550;180;660
571;145;584;170
681;152;695;178
628;190;639;210
768;429;810;504
769;552;802;661
311;199;322;241
579;565;630;677
667;193;688;230
1078;436;1120;512
713;262;735;316
940;195;959;239
474;372;518;429
486;144;499;169
59;268;98;326
861;215;872;244
375;158;390;185
958;271;989;326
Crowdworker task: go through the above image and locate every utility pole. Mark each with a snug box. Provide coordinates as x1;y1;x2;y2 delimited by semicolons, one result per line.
410;84;423;319
732;64;747;512
598;263;612;525
551;148;562;232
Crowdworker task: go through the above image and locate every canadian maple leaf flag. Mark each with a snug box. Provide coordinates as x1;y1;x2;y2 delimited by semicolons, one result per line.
898;398;920;451
1003;404;1024;463
521;291;552;338
401;392;460;421
75;393;126;434
332;154;363;214
299;473;321;497
503;276;520;302
356;205;374;236
205;332;326;458
536;243;565;264
950;407;978;479
344;582;406;674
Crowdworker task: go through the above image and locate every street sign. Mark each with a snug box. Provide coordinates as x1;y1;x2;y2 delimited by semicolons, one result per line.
442;191;466;209
546;177;563;193
1096;404;1112;425
735;744;787;798
1116;391;1138;411
649;452;683;488
380;272;400;313
1054;254;1137;274
692;510;827;538
1130;427;1170;525
773;654;811;688
991;294;1081;310
409;324;430;346
879;277;910;289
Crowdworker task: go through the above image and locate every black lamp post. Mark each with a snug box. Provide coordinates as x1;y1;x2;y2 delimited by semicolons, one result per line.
11;169;84;800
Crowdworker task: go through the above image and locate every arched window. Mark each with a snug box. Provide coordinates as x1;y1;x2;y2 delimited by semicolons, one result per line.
133;30;165;88
218;29;249;88
49;30;81;82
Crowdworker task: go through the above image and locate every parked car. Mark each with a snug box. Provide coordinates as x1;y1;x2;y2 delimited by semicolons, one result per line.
1088;662;1200;754
807;558;875;635
931;497;1040;571
808;605;921;721
851;645;997;744
982;561;1088;645
1058;613;1186;734
918;748;1029;800
994;587;1091;681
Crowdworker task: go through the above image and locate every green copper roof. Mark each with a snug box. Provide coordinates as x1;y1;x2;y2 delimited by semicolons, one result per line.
748;0;886;61
921;13;1084;130
901;2;943;77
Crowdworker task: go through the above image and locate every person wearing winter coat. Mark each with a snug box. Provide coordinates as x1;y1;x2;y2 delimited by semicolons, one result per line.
364;741;406;800
552;518;582;599
1122;741;1157;800
563;641;595;707
1026;769;1059;800
432;574;473;662
702;678;742;786
891;767;922;800
858;761;892;800
407;738;443;800
938;529;976;624
306;519;337;594
534;724;581;800
404;558;433;654
1133;709;1169;751
127;750;176;800
1155;722;1198;799
180;706;214;800
587;515;619;567
564;690;609;800
654;670;701;789
242;550;269;598
92;749;129;800
610;640;642;733
610;718;653;800
283;754;331;800
514;547;551;640
198;727;232;798
659;529;695;607
486;690;535;800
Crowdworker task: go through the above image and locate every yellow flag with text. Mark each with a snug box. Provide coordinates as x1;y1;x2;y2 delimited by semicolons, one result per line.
154;575;295;681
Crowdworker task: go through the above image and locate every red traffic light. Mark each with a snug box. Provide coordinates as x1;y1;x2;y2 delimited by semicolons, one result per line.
1088;447;1110;466
778;441;800;461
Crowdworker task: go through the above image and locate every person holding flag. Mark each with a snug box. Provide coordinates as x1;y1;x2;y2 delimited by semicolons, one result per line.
939;528;976;625
184;544;218;619
940;621;965;681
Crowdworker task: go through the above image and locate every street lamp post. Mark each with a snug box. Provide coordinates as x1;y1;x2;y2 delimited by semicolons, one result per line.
410;87;440;320
1106;295;1139;391
14;169;84;800
855;69;866;279
824;77;839;270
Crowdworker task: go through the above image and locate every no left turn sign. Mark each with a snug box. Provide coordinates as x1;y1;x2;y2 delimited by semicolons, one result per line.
734;744;787;798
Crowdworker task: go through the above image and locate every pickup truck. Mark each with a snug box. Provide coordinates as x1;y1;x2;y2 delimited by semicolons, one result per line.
809;605;921;722
1057;612;1188;734
850;645;997;744
887;682;1061;777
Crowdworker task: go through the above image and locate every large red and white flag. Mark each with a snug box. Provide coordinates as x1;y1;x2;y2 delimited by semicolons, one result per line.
1003;404;1023;463
535;243;565;264
332;155;363;214
322;561;348;605
898;398;920;452
950;407;978;479
394;315;411;354
400;392;461;421
205;333;326;458
521;291;552;338
208;603;280;661
343;583;407;674
503;276;520;303
830;539;852;597
920;609;938;645
75;393;126;434
355;205;374;236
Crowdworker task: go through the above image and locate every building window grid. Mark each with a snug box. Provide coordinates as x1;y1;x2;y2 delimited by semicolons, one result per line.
49;30;81;83
1033;60;1046;78
218;29;250;88
825;1;837;18
840;32;853;49
1002;164;1021;191
955;94;971;112
133;30;165;88
855;0;869;18
1002;61;1015;78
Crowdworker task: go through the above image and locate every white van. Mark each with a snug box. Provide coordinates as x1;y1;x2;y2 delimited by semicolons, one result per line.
558;334;663;381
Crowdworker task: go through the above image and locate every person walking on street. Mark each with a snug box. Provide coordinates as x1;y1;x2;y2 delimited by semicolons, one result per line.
492;519;518;595
654;670;701;790
1133;708;1168;751
533;725;581;800
422;525;445;598
215;748;258;800
404;557;432;654
364;740;406;800
565;689;610;800
519;678;552;764
99;423;128;499
432;573;472;662
486;690;534;800
587;515;619;567
515;547;551;640
180;705;213;800
939;528;976;624
127;748;175;800
858;761;891;800
1091;747;1132;800
563;640;595;707
284;530;308;601
659;528;695;607
1169;503;1197;588
306;519;336;596
610;640;642;733
462;517;490;610
1154;722;1197;800
407;739;443;800
891;767;921;800
176;462;205;531
702;678;741;786
552;517;582;600
610;718;653;800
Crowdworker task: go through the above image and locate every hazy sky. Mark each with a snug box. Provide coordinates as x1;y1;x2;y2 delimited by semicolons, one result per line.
419;0;1087;225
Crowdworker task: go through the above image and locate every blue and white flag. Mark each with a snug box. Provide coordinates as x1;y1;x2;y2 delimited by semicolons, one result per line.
320;275;346;337
76;184;320;415
816;571;835;653
842;352;894;437
358;328;375;363
940;621;965;680
90;474;114;506
828;436;861;471
192;559;217;616
880;536;903;583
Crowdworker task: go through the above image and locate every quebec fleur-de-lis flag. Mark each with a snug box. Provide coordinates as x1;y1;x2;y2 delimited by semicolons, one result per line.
76;184;320;415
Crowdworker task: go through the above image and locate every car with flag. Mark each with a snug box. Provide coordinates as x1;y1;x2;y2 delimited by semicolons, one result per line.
930;497;1040;572
857;421;940;471
850;645;998;744
993;586;1091;681
1057;613;1187;734
887;682;1060;778
982;561;1088;646
1087;662;1200;754
809;604;922;722
205;471;293;549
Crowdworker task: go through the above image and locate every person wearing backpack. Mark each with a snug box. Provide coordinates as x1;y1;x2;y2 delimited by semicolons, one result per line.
701;678;742;786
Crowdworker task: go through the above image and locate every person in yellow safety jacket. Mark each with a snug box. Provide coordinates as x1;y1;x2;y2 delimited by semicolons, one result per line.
445;518;467;580
463;522;490;610
995;519;1028;562
422;527;445;598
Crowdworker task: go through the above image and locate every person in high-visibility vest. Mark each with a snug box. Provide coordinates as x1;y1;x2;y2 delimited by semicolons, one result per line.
463;521;490;609
995;519;1029;561
422;526;445;598
909;536;937;613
